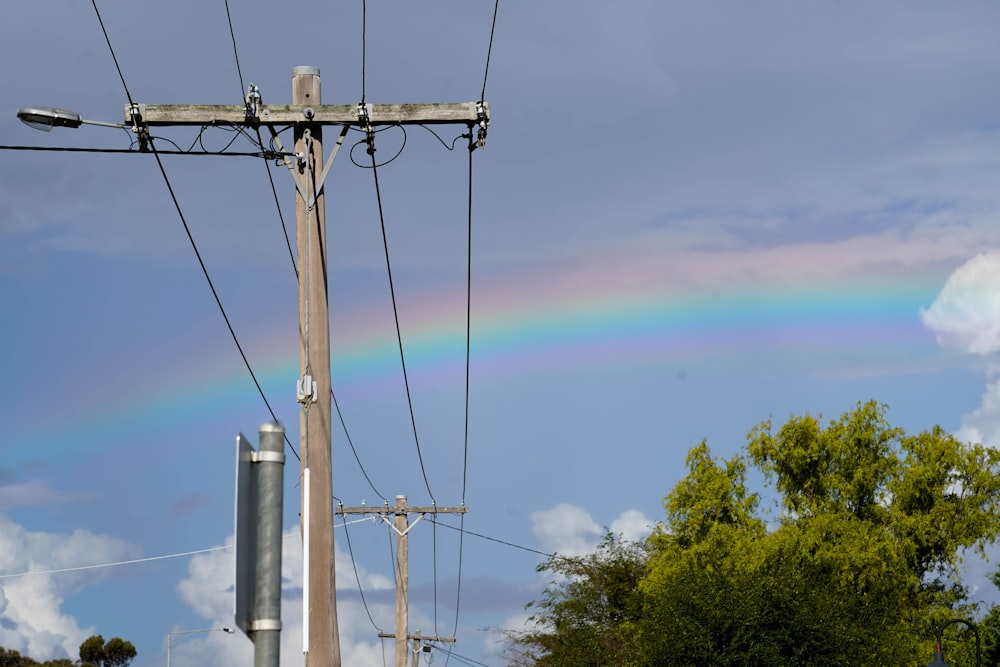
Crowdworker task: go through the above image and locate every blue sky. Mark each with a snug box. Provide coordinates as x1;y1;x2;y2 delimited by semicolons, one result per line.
5;1;1000;665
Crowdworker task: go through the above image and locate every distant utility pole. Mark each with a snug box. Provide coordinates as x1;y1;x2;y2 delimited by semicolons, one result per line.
337;496;467;667
127;68;488;667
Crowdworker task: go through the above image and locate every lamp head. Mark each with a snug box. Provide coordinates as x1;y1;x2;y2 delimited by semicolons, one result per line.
16;107;83;131
928;643;951;667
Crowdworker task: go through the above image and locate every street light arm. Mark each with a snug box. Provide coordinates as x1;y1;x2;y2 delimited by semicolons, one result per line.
167;626;235;667
79;118;127;129
169;627;234;639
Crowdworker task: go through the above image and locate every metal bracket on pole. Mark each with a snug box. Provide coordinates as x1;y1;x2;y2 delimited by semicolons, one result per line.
313;126;349;207
377;512;424;538
269;124;349;211
126;103;150;152
250;620;282;632
251;450;286;464
475;101;489;149
358;103;376;156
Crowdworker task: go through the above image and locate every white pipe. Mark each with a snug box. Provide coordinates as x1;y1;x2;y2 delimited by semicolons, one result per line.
302;467;310;657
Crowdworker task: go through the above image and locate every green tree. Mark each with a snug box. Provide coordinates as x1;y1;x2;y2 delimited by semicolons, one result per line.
101;638;135;667
501;532;648;666
0;646;38;667
747;401;1000;612
78;635;136;667
79;635;105;667
506;401;1000;666
664;440;763;546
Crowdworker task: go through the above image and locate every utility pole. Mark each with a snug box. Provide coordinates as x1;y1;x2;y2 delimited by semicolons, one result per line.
337;496;466;667
410;631;453;667
126;68;488;667
291;65;339;667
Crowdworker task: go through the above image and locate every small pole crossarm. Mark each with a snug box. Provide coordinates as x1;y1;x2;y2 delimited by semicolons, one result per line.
336;505;468;516
336;505;468;537
377;632;456;644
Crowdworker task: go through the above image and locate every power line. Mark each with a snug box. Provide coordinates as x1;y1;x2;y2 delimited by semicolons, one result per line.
87;0;299;460
431;518;558;560
339;512;385;633
366;134;436;502
90;0;136;108
333;387;388;502
361;0;369;104
462;135;476;503
480;0;501;102
146;135;299;460
445;2;502;653
436;647;491;667
0;144;277;157
0;525;368;580
0;545;229;579
0;515;551;584
448;128;480;656
223;0;247;98
219;0;298;278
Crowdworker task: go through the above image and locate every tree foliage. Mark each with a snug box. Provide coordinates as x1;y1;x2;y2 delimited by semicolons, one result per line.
505;401;1000;666
79;635;136;667
0;647;37;667
79;635;105;667
502;533;648;666
0;644;92;667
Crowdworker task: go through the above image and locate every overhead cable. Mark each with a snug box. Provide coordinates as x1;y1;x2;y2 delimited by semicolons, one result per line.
480;0;500;102
366;135;436;502
88;0;298;459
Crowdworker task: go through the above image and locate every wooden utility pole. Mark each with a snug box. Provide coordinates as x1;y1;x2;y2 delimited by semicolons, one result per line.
126;67;488;667
291;65;339;667
337;496;466;667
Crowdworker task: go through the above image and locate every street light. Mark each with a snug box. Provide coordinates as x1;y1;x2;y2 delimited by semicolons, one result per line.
167;626;235;667
929;618;981;667
16;106;125;131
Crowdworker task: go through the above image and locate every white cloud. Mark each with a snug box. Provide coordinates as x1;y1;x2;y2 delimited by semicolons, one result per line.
175;525;395;667
530;504;655;557
921;250;1000;447
175;504;653;667
530;504;602;558
609;510;656;543
953;379;1000;447
921;249;1000;355
0;514;138;661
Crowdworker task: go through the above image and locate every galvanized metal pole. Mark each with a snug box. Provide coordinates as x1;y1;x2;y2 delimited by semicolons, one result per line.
253;422;285;667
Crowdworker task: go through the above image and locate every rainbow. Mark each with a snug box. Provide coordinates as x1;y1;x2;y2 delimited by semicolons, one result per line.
12;257;949;469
